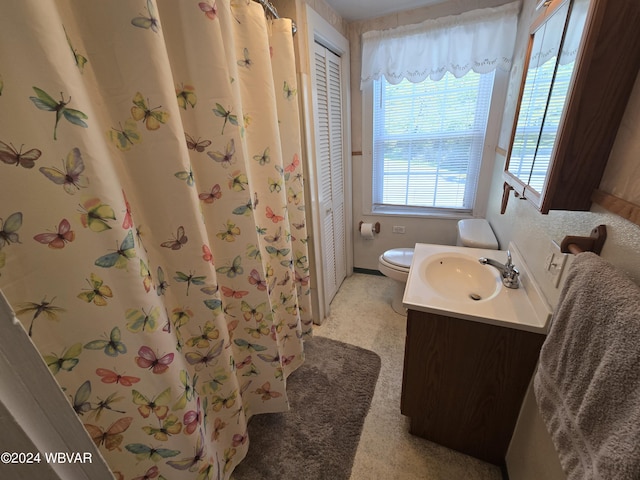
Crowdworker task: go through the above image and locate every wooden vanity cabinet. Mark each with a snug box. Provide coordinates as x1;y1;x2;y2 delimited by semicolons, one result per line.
401;309;545;465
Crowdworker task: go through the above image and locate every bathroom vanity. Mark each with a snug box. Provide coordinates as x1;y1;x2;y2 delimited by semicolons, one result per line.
401;243;551;465
401;309;545;464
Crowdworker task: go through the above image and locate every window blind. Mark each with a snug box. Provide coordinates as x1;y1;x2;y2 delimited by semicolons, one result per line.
372;71;495;213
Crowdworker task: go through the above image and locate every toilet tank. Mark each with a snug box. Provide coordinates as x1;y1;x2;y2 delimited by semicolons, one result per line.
456;219;499;250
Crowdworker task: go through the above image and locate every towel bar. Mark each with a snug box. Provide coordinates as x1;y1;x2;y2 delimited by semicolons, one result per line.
560;225;607;255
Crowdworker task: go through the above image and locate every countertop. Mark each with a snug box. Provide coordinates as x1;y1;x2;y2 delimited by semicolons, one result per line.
402;242;552;334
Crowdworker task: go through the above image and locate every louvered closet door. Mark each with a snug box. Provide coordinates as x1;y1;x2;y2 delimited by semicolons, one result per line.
313;42;346;307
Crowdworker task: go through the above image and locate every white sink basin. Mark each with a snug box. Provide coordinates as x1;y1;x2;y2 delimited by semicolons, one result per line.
421;253;501;302
403;243;552;333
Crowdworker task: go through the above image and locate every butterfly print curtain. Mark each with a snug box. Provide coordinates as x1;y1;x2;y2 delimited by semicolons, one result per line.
0;0;312;478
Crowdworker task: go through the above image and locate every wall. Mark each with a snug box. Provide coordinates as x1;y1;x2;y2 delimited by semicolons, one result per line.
274;0;508;274
348;0;517;270
599;74;640;206
272;0;347;77
487;1;640;479
297;0;348;36
279;0;640;476
494;81;640;480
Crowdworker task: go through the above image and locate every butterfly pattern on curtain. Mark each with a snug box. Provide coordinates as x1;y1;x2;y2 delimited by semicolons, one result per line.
0;1;312;479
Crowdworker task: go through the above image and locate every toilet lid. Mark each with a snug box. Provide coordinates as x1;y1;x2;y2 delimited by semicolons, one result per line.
382;248;414;268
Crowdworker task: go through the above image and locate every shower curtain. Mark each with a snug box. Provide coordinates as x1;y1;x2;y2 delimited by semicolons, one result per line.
0;0;312;478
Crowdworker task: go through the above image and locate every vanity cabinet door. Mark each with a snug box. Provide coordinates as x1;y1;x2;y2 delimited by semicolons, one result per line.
503;0;640;213
401;310;545;465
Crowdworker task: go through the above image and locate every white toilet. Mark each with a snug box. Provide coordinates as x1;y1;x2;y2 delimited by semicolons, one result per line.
378;219;499;314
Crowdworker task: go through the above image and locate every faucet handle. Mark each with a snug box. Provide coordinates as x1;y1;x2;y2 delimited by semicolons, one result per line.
503;251;519;288
503;264;520;288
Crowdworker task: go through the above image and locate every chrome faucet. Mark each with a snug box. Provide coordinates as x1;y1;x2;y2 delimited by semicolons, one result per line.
478;250;520;289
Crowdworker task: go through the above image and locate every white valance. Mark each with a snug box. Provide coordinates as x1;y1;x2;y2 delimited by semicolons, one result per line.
360;1;521;89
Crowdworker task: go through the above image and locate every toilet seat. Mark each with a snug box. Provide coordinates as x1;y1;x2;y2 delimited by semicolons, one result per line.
378;248;414;315
378;248;414;288
381;248;414;271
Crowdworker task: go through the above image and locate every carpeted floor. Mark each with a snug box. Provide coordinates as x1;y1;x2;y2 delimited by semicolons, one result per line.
231;335;381;480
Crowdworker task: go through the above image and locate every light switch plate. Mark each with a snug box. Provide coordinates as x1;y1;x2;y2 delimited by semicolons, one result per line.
544;240;568;288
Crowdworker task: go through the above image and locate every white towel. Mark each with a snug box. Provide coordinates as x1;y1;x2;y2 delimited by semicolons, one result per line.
534;252;640;480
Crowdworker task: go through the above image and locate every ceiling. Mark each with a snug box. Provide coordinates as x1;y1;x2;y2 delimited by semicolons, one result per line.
323;0;447;22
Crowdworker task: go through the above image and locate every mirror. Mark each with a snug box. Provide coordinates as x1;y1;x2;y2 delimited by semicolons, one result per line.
508;1;569;188
505;0;590;208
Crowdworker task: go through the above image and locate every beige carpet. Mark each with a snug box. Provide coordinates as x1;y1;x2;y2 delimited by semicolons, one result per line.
315;273;502;480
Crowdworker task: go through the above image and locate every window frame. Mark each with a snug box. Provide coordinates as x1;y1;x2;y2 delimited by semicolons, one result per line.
361;68;509;220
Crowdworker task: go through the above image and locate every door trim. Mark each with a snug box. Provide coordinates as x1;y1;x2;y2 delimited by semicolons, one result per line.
0;291;112;480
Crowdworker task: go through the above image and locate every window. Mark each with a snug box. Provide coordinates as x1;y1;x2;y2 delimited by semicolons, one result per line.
371;70;495;215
